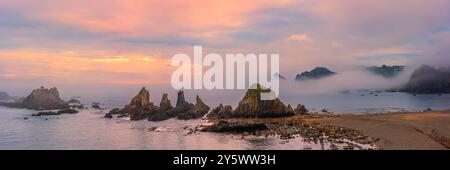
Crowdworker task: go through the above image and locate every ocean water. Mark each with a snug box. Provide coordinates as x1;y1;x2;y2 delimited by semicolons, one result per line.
0;92;449;150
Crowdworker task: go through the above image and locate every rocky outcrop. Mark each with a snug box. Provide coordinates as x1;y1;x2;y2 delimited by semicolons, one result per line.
367;65;405;78
105;88;210;121
202;120;268;133
208;104;234;119
159;93;173;111
177;95;210;120
172;90;194;115
148;93;174;121
1;87;69;110
232;84;295;118
32;108;78;116
295;67;336;81
124;87;158;120
294;104;308;115
401;65;450;94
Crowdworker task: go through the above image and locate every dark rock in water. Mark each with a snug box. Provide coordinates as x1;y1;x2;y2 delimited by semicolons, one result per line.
57;109;79;114
177;95;210;120
232;84;295;118
32;111;60;116
294;104;308;115
208;104;234;119
108;108;121;115
91;102;103;110
173;90;194;115
202;120;268;133
295;67;336;81
148;112;172;121
66;99;81;104
4;87;69;110
71;104;85;110
104;113;113;118
401;65;450;94
32;108;79;116
367;65;405;78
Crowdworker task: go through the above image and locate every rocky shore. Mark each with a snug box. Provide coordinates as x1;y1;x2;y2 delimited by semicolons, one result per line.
202;114;379;150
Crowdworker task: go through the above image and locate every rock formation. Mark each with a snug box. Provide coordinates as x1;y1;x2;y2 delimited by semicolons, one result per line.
106;88;210;121
294;104;308;115
1;87;69;110
123;87;158;120
173;90;194;115
295;67;336;81
232;84;295;118
401;65;450;94
148;93;174;121
207;104;234;119
178;95;210;120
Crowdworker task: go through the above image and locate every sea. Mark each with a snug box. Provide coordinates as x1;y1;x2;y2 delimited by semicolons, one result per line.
0;91;449;150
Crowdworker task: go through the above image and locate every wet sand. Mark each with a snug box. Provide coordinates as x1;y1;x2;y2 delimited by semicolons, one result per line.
311;110;450;150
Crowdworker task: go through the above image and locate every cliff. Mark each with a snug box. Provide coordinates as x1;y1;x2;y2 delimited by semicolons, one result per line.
401;65;450;94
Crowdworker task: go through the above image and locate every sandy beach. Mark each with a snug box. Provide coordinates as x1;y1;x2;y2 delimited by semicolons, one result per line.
311;110;450;150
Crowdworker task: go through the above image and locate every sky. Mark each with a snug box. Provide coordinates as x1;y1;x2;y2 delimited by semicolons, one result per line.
0;0;449;98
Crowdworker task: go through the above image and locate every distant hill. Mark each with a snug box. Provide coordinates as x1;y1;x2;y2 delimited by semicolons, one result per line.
401;65;450;94
0;92;11;101
367;65;405;78
295;67;336;81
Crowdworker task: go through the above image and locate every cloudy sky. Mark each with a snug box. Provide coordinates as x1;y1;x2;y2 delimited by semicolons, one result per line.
0;0;449;96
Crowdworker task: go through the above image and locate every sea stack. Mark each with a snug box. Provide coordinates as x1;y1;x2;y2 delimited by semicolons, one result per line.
232;84;295;118
177;95;210;120
1;86;69;110
106;88;210;121
172;90;194;115
123;87;158;120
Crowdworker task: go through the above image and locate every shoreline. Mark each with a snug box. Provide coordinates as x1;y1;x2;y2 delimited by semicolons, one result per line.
311;110;450;150
202;109;450;150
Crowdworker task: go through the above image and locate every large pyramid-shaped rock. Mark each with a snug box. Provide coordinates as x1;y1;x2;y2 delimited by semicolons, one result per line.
122;87;158;120
233;84;294;118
